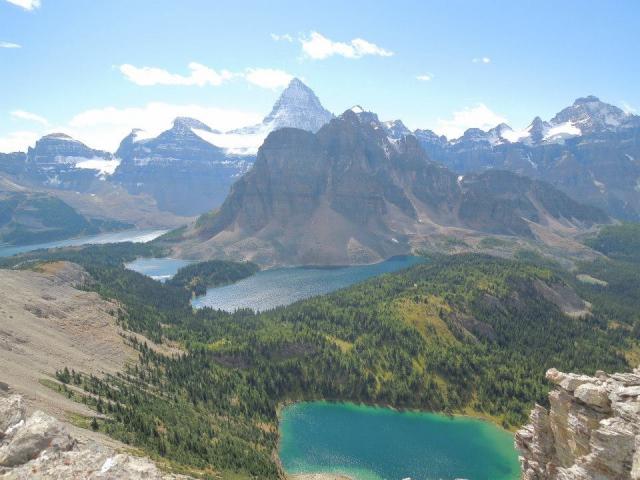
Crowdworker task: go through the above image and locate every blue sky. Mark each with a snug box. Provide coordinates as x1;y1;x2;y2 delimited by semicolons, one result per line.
1;0;639;152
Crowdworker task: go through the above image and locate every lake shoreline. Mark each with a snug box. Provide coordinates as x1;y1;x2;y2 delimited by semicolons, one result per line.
276;399;519;480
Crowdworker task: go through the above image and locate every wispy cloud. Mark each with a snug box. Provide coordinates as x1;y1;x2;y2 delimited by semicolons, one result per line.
0;41;21;49
119;62;235;87
244;68;292;89
5;0;40;10
119;62;294;90
300;31;393;60
63;103;261;151
416;73;433;81
472;57;491;64
434;103;507;139
271;33;293;42
11;110;48;125
621;101;637;115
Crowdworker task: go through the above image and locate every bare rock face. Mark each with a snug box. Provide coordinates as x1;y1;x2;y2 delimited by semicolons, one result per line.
516;367;640;479
0;393;191;479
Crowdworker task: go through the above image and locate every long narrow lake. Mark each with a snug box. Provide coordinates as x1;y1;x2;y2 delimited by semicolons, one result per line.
0;228;168;258
191;255;425;312
279;402;520;480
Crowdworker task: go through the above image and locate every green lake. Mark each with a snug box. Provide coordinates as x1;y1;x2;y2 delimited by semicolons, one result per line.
279;402;520;480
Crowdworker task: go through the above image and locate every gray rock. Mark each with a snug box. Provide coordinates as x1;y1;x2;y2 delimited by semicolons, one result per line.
575;383;611;411
0;393;192;479
518;367;640;479
0;396;24;438
0;411;75;467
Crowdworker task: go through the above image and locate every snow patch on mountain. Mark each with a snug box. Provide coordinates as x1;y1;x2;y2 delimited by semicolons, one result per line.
191;128;265;156
544;122;581;142
75;157;121;175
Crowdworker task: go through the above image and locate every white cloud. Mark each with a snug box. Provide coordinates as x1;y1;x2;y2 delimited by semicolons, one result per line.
64;102;262;151
434;103;507;139
416;73;433;81
244;68;293;89
621;102;637;114
5;0;40;10
0;41;21;48
11;110;48;125
271;33;293;42
300;31;393;60
0;130;39;152
119;62;235;87
472;57;491;64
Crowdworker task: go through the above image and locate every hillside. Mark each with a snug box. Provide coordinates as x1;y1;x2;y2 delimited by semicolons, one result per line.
173;109;608;265
3;242;637;478
0;191;131;245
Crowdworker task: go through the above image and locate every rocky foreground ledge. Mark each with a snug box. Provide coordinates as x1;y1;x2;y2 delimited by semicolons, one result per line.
0;393;191;479
516;367;640;479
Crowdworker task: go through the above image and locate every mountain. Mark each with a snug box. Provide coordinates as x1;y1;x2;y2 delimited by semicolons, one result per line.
0;152;27;176
0;191;130;245
22;133;119;191
233;77;333;136
112;117;252;216
175;108;608;265
111;79;332;216
260;77;333;132
409;97;640;220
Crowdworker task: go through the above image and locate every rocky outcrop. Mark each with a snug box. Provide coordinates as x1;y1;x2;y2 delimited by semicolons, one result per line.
0;393;190;479
516;367;640;479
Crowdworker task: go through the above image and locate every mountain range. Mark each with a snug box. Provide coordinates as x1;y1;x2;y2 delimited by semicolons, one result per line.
173;108;608;265
1;79;638;254
401;96;640;220
0;78;333;218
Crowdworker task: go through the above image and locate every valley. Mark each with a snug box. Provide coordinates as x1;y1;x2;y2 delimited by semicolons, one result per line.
1;221;639;478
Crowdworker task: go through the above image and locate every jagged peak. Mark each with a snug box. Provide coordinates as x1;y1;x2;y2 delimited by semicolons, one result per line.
261;78;332;133
492;122;513;132
573;95;601;105
340;107;381;127
41;132;76;141
172;117;212;132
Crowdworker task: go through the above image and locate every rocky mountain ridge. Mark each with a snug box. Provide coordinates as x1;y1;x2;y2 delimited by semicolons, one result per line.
516;366;640;479
393;96;640;220
2;88;638;221
174;108;608;265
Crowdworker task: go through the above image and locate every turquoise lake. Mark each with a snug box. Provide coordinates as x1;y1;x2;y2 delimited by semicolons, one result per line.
279;402;520;480
191;255;425;312
0;228;168;258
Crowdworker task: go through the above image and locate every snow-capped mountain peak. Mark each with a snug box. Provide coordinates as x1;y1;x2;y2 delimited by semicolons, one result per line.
383;119;412;139
262;78;333;133
172;117;213;133
550;95;630;135
222;78;334;155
